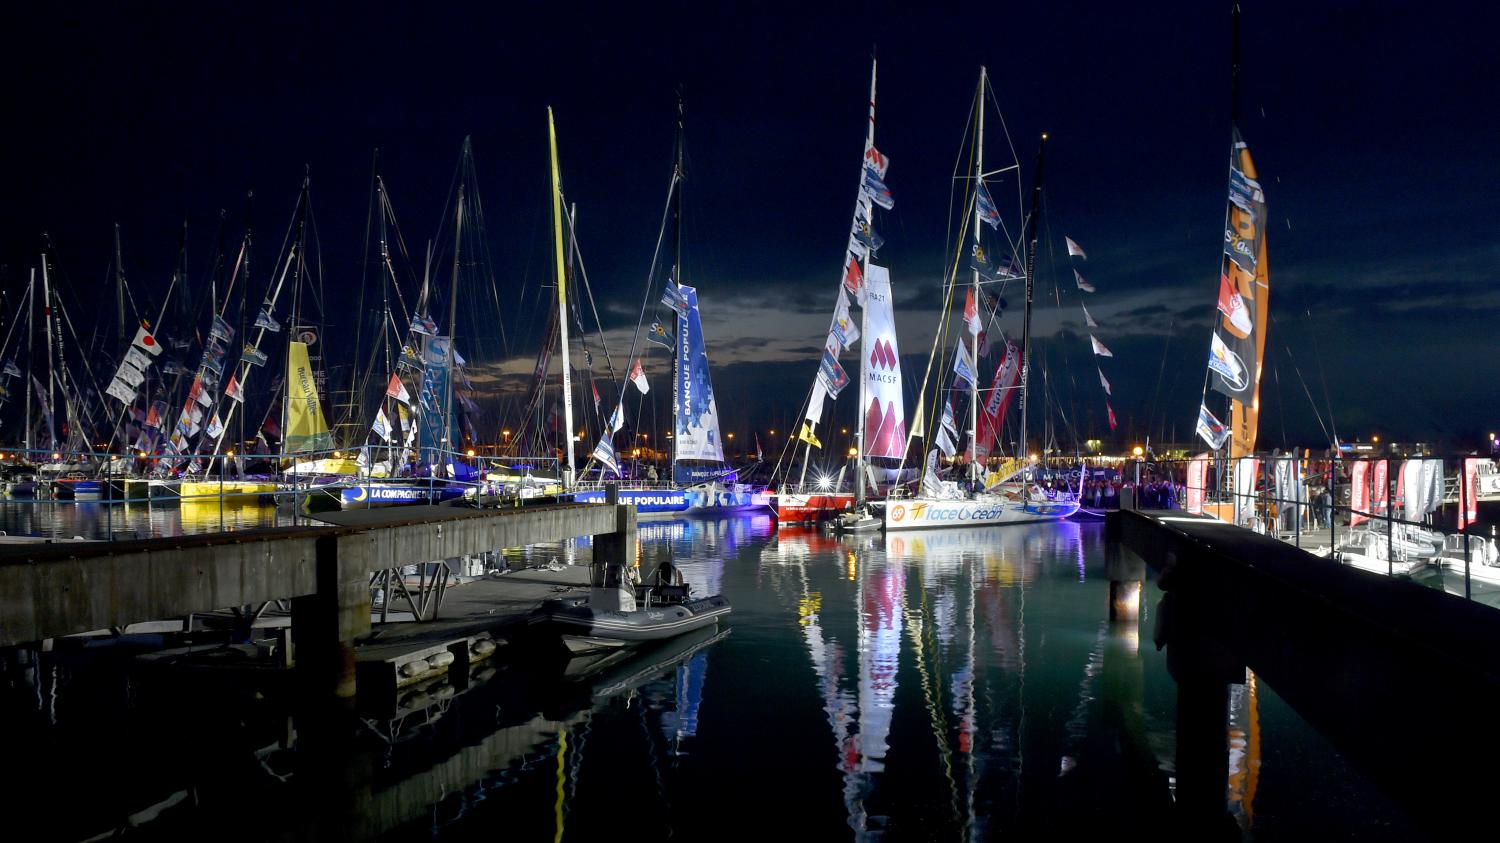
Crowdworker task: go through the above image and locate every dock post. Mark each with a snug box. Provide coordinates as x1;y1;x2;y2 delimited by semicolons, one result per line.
1105;512;1144;621
292;533;372;702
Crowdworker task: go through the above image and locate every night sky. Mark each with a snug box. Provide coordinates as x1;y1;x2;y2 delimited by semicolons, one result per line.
3;2;1496;456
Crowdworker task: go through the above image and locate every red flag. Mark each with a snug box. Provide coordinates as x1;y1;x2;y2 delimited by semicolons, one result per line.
1350;461;1370;527
1106;402;1118;431
963;287;982;336
629;357;650;394
843;255;864;297
385;372;411;404
1460;457;1480;529
592;381;601;413
224;375;243;403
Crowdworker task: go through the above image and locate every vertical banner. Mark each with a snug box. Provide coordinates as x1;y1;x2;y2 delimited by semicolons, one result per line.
417;335;453;462
1460;457;1480;529
1371;460;1389;516
1186;452;1209;515
673;285;726;465
860;265;905;459
1207;128;1270;457
1349;460;1370;528
1234;457;1260;528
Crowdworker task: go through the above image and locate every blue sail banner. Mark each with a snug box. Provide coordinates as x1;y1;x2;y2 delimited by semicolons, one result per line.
673;285;725;467
417;334;458;462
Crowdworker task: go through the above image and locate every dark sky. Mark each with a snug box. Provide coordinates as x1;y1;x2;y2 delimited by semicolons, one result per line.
2;1;1496;454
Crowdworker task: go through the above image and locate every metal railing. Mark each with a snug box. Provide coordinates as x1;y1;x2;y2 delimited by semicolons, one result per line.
1120;453;1499;604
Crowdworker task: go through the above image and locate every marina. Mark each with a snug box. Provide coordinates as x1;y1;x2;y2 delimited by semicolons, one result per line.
2;2;1496;840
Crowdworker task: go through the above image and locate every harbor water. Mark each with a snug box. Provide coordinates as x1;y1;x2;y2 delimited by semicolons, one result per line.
1;508;1430;840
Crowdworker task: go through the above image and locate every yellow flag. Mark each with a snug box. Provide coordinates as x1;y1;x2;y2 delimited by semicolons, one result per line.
798;422;822;449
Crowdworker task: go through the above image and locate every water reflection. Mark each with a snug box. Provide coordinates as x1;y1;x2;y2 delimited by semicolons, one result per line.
2;513;1428;839
0;499;290;539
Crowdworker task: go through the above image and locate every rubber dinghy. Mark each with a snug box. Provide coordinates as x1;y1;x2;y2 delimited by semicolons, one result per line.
538;560;730;652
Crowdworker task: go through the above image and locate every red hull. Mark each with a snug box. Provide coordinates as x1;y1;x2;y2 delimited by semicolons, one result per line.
772;493;855;524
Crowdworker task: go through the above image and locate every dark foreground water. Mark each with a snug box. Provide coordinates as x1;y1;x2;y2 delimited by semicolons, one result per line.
1;510;1429;840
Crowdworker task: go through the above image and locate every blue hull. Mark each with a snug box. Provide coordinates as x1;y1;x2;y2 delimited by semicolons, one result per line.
340;484;465;508
683;488;772;514
562;489;689;513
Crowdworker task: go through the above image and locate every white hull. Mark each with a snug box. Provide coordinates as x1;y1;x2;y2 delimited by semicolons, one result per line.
884;491;1078;531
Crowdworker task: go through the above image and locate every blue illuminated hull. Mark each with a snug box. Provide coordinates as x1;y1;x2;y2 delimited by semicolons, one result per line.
561;488;689;514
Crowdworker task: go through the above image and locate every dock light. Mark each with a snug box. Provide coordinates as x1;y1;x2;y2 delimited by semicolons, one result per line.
1372;435;1380;444
1029;453;1039;462
502;429;511;439
816;472;833;491
726;432;735;440
847;446;858;457
52;452;60;460
841;427;848;435
466;448;475;458
227;450;235;458
1132;446;1144;457
769;429;776;436
332;451;342;459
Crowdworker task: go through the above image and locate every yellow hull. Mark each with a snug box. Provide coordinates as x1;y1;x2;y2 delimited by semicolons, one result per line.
178;480;279;501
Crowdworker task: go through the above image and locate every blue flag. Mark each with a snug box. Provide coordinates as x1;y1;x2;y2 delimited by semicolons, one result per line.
255;308;282;332
647;321;674;350
862;166;894;210
976;182;1000;229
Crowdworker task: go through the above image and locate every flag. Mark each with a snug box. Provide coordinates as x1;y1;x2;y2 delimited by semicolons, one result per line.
1196;403;1230;450
196;382;213;407
592;381;601;415
592;435;619;476
864;145;889;178
123;346;154;373
629;357;650;394
660;282;689;316
1217;272;1253;336
1207;332;1244;384
255;307;282;332
832;289;861;348
817;346;849;399
941;399;958;436
804;381;827;424
1228;166;1264;214
647;321;673;350
975;182;1000;229
608;403;624;434
131;325;163;356
241;344;268;366
755;433;764;462
1106;402;1118;431
204;411;224;440
105;378;137;404
372;407;391;442
953;341;976;387
1065;236;1087;259
385;372;411;404
1090;335;1113;358
2;360;19;378
162;359;187;376
1074;269;1095;293
1098;368;1112;396
852;220;885;253
964;287;983;336
210;314;235;343
969;243;996;278
398;344;423;370
935;425;957;458
1082;303;1098;328
843;255;865;298
224;375;243;403
410;312;438;336
115;362;146;388
862;166;894;210
144;401;165;429
798;421;822;449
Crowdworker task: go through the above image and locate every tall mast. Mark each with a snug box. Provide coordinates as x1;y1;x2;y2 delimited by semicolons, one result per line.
113;224;126;346
548;110;576;487
855;57;877;505
24;271;33;454
969;68;985;490
444;179;465;464
670;96;685;477
378;175;394;473
40;249;56;452
1018;133;1049;487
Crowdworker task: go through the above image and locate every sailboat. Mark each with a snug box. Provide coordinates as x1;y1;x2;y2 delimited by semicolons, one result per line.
568;101;764;515
775;58;902;526
885;68;1078;531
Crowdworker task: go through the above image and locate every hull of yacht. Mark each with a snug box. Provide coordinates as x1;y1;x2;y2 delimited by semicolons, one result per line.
179;480;279;502
339;482;466;509
884;493;1079;531
683;487;772;514
559;488;689;514
773;492;855;524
